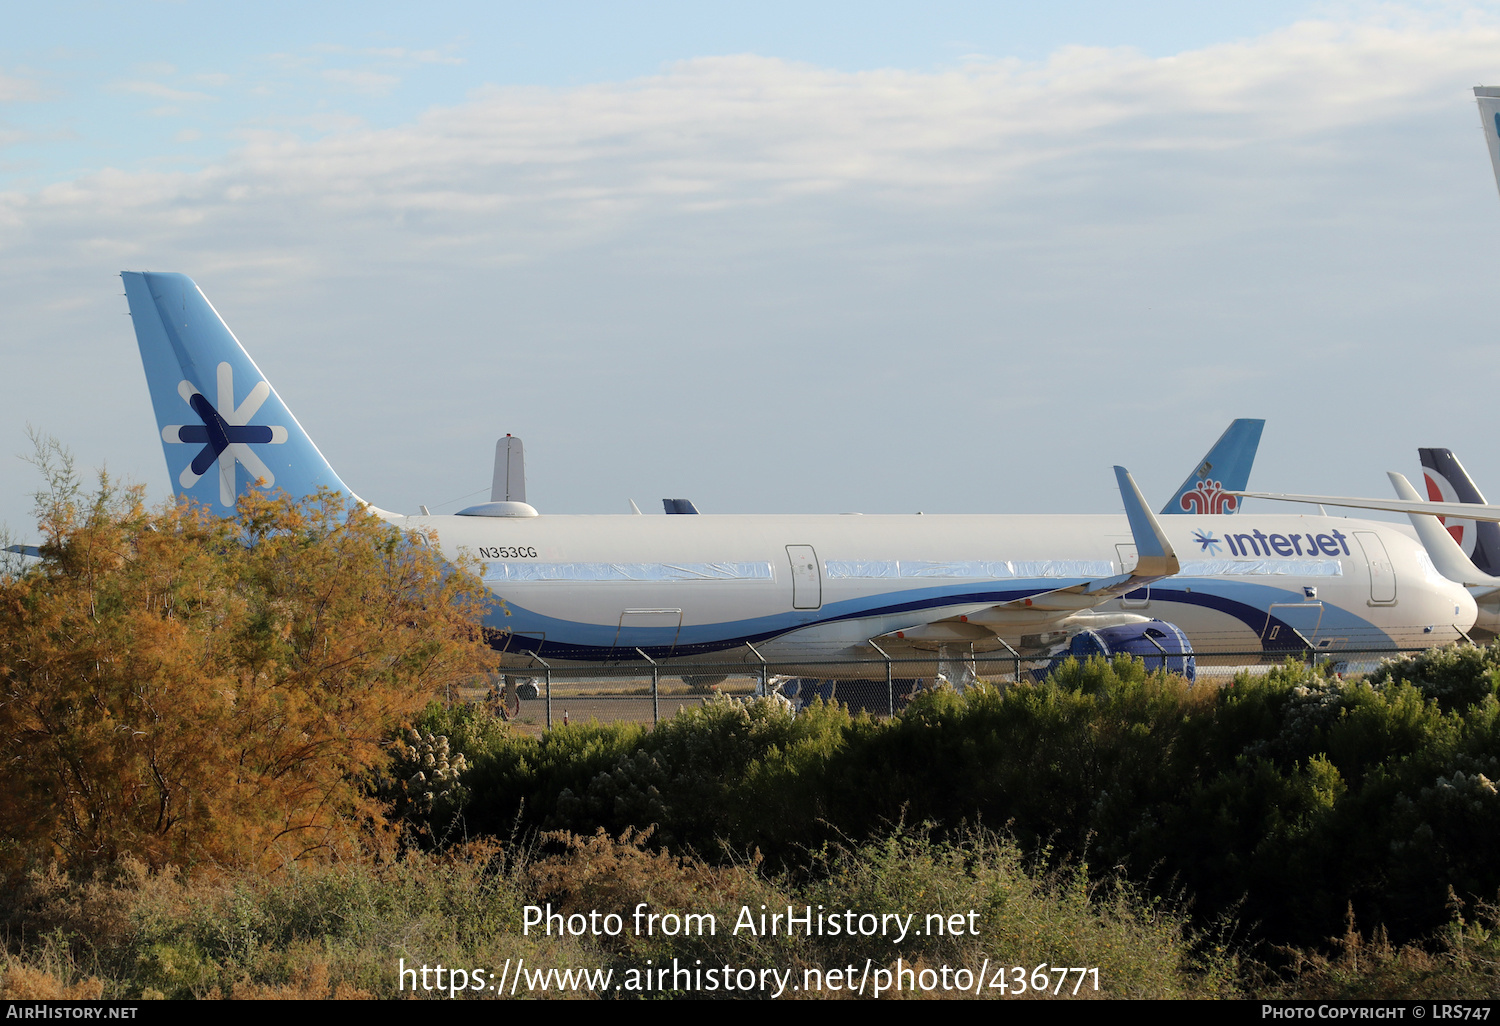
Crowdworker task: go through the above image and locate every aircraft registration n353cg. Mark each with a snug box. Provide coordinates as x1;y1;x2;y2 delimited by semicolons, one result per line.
121;272;1475;675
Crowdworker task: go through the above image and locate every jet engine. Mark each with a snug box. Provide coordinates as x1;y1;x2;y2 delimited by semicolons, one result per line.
1046;619;1196;683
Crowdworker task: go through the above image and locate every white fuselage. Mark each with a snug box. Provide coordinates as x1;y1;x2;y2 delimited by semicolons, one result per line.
403;510;1475;676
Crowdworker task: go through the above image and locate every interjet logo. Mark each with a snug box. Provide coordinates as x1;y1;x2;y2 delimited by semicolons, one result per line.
162;361;288;506
1178;478;1239;515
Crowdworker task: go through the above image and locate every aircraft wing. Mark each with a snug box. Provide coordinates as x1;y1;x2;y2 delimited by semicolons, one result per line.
1232;488;1500;524
876;466;1180;645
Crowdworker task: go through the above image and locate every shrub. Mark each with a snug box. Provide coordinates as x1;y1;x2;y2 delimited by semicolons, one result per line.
0;473;495;873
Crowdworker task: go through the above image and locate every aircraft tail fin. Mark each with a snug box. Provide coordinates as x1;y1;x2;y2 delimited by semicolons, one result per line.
1418;447;1500;574
663;499;700;514
1476;87;1500;203
492;435;526;503
1160;418;1264;515
122;271;356;512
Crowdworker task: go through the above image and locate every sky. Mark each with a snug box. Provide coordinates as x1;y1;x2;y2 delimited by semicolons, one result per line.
4;1;1500;538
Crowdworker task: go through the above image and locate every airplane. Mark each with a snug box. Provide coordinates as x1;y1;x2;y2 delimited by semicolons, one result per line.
1232;467;1500;641
1401;455;1500;640
1272;448;1500;639
120;272;1475;683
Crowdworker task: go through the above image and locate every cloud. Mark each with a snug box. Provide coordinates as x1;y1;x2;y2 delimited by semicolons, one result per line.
111;80;215;103
0;71;45;102
4;8;1500;529
362;46;464;66
32;17;1493;239
320;68;402;95
9;14;1498;288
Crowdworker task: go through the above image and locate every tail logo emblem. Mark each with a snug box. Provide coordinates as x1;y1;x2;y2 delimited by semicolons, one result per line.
162;362;288;506
1179;479;1239;514
1423;469;1476;554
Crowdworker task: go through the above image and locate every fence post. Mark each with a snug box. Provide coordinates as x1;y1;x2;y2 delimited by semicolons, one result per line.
530;653;553;729
636;648;659;725
867;640;895;717
994;637;1021;687
1141;632;1168;679
744;641;768;697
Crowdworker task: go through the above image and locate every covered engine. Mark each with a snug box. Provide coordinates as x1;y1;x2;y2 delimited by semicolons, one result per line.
1047;619;1195;683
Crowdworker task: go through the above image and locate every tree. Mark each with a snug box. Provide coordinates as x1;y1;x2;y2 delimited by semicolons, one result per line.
0;467;496;874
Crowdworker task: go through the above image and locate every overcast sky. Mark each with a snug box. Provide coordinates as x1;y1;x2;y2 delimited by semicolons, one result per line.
4;1;1500;537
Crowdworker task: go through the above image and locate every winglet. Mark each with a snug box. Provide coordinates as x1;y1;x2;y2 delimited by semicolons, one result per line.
1116;466;1179;577
1389;471;1500;588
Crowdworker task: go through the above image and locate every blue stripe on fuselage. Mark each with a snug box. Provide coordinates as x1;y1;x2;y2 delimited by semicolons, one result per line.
482;576;1393;661
484;579;1079;660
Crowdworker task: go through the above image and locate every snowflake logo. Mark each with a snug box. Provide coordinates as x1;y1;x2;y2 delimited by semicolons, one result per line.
161;362;287;506
1193;530;1222;554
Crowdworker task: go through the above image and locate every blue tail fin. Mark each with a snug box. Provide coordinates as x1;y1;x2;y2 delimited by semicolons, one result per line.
1418;448;1500;575
1160;418;1265;515
122;272;354;512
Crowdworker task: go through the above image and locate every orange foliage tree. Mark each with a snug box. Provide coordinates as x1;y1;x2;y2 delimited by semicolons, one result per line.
0;470;496;873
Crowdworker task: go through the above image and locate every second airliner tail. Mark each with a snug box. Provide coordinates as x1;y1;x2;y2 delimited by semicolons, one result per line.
1418;447;1500;576
1160;418;1265;515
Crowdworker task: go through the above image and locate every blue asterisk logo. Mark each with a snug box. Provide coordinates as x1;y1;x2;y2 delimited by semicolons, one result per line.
1193;530;1222;554
162;362;287;506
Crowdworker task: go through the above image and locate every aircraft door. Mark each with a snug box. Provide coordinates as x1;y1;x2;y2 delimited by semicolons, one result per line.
1262;602;1324;647
486;627;547;656
614;608;683;653
787;545;822;609
1353;531;1397;604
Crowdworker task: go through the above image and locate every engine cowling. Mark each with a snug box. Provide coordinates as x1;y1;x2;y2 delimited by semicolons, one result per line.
1047;619;1196;683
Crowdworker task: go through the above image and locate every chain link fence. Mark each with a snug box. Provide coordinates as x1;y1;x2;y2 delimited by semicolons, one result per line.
461;645;1442;729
